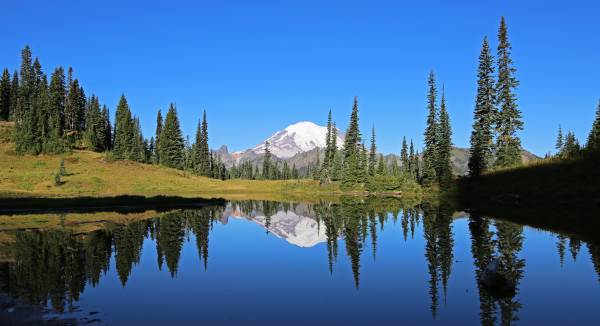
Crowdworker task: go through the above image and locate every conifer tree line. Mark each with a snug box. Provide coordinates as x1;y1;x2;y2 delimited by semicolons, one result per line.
468;17;599;176
421;71;454;189
468;17;524;177
317;97;424;190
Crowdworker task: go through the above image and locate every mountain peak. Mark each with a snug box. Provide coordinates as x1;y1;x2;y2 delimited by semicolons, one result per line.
251;121;344;158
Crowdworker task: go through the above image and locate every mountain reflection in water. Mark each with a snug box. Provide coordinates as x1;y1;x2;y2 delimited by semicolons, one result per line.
0;198;599;325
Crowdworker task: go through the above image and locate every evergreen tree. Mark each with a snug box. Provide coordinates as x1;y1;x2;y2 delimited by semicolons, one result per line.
32;57;47;154
341;97;364;188
369;126;377;176
159;103;185;169
15;46;36;154
436;89;453;188
10;71;19;121
468;37;497;177
155;109;163;163
409;139;416;176
46;67;66;152
84;95;103;151
101;105;112;150
376;154;386;176
112;95;134;159
586;100;600;153
321;110;336;182
555;125;564;155
400;136;409;173
194;110;211;176
262;141;272;179
495;17;523;168
563;131;581;158
423;71;439;184
0;69;10;121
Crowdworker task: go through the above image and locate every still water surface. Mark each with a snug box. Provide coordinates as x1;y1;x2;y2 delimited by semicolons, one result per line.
0;199;599;325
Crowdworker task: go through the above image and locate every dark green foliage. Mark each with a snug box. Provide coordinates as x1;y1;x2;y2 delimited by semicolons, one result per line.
400;136;409;173
15;46;37;154
10;71;19;121
159;103;185;169
112;95;134;159
369;127;377;176
436;90;453;188
262;141;272;178
495;17;523;168
320;110;337;183
101;105;112;150
46;67;66;153
562;131;581;158
0;68;10;120
376;154;386;176
84;95;104;151
64;75;86;144
341;97;365;189
555;125;563;153
155;109;163;163
587;100;600;153
469;37;497;177
423;71;438;184
194;110;211;176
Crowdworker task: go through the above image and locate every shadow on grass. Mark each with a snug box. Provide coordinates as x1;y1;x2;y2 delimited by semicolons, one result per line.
458;154;600;244
0;195;226;215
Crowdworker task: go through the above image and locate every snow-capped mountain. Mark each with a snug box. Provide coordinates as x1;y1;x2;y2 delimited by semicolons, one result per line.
245;121;343;159
222;203;327;248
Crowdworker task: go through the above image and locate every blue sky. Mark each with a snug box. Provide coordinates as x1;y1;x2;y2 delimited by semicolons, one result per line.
2;0;599;156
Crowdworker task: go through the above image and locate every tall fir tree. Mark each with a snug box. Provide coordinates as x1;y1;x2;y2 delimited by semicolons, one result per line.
159;103;185;169
15;46;36;154
84;95;104;151
112;94;134;159
101;105;112;150
495;17;523;168
341;97;364;188
155;109;163;163
409;139;416;176
194;110;211;176
0;69;10;121
563;131;581;158
262;141;272;179
10;71;19;121
368;126;377;176
436;89;453;188
422;71;438;184
400;136;409;173
586;100;600;153
321;110;335;182
555;125;564;154
46;67;66;152
376;154;386;176
468;37;497;177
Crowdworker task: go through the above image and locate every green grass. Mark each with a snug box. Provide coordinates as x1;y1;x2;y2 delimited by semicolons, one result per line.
0;122;421;202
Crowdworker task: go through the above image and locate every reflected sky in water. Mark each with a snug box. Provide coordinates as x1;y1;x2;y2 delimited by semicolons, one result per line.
0;199;599;325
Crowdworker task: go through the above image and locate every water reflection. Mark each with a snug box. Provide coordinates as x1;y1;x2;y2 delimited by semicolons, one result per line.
0;199;599;324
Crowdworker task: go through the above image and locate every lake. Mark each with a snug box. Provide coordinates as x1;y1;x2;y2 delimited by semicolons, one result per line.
0;198;599;325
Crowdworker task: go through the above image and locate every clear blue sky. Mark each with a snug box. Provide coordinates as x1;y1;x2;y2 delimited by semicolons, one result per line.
2;0;599;156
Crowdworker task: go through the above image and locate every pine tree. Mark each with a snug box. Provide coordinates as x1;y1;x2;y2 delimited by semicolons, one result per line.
262;141;272;179
555;125;564;155
32;57;47;154
159;103;185;169
376;154;386;176
341;97;364;188
423;71;438;184
101;105;112;150
436;89;453;188
15;46;36;154
495;17;523;168
112;95;134;159
468;37;497;177
9;71;19;121
46;67;66;152
0;69;10;121
586;100;600;153
409;139;416;176
369;126;377;176
321;110;335;182
155;109;163;163
563;131;581;158
84;95;104;151
194;110;211;176
400;136;409;173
